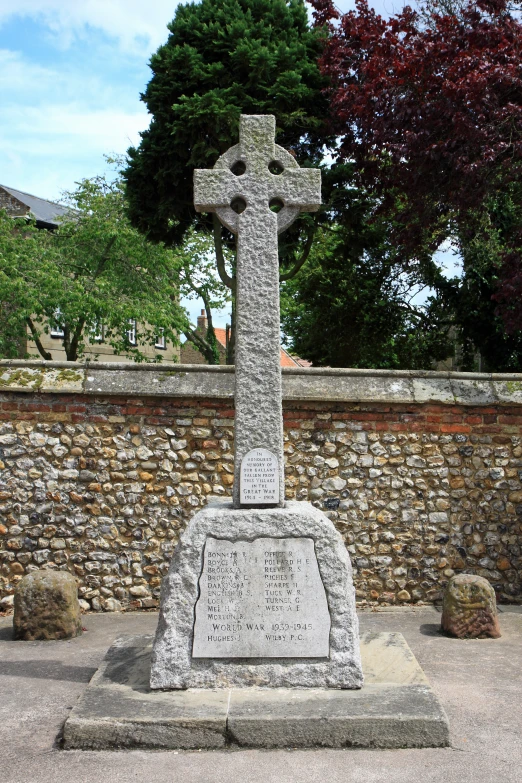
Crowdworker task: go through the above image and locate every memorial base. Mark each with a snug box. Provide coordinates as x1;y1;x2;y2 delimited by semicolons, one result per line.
63;633;450;750
150;501;363;689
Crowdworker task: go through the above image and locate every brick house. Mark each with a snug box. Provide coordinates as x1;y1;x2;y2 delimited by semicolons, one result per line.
180;309;308;367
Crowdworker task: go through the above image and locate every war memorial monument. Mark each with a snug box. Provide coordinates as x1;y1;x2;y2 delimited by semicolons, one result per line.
63;116;449;749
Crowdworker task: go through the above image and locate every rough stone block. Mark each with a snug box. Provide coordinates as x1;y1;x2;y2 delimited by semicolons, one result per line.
441;573;501;639
283;369;414;404
192;536;331;658
227;683;449;749
151;500;363;689
412;375;455;404
0;364;84;393
14;570;82;641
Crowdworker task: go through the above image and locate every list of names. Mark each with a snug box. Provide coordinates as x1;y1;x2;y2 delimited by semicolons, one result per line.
192;536;330;658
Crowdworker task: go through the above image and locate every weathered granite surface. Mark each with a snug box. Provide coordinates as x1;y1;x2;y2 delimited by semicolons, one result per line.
441;573;501;638
195;116;321;507
63;635;229;750
151;500;363;689
192;536;331;658
14;569;82;640
240;447;279;504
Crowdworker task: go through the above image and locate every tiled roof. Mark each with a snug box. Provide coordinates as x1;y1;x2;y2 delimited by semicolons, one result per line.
213;328;301;368
280;347;300;367
292;356;313;368
0;185;71;228
214;327;227;347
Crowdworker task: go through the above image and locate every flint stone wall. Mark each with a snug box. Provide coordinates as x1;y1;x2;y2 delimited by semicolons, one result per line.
1;360;522;610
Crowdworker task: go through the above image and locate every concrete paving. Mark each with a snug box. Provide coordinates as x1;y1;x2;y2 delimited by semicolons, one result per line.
0;606;521;783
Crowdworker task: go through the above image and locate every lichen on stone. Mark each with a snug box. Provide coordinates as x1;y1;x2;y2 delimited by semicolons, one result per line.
55;369;83;383
505;380;522;394
0;369;44;390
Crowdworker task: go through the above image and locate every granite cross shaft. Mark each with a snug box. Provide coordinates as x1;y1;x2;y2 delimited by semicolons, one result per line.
194;115;321;507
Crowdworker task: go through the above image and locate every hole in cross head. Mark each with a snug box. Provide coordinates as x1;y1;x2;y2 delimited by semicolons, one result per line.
269;198;284;213
231;160;246;176
231;197;247;214
268;161;284;175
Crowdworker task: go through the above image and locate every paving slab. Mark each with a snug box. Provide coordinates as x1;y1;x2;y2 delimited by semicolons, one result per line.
63;631;448;750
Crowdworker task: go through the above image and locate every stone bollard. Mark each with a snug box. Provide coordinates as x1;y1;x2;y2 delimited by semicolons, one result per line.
441;574;501;639
14;570;83;641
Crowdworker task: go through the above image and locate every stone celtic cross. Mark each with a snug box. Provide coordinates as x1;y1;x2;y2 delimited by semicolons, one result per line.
194;115;321;507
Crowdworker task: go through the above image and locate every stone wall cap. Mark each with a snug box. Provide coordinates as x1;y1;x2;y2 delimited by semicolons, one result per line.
2;360;522;406
3;358;522;381
0;360;234;374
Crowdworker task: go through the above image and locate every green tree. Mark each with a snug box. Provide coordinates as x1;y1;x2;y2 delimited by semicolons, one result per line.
310;0;522;367
124;0;332;362
438;185;522;371
280;160;452;369
125;0;461;370
0;175;186;362
281;214;452;370
178;229;232;364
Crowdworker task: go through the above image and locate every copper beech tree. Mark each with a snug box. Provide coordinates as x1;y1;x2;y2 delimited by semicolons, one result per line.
311;0;522;333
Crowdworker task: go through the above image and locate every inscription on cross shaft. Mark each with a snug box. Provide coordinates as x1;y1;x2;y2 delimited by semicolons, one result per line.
194;115;321;506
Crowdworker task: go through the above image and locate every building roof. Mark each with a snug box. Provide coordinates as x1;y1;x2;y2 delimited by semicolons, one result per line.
280;346;301;368
291;356;313;368
214;327;228;349
0;185;71;228
213;327;301;368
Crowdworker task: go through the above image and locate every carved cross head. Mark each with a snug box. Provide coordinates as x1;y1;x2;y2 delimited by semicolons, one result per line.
194;115;321;235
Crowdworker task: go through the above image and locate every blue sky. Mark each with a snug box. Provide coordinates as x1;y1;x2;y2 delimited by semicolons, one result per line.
0;0;405;202
2;0;446;329
0;1;179;203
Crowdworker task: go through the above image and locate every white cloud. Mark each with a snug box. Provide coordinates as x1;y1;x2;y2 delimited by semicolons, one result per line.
2;104;149;153
0;48;113;104
0;102;150;197
0;105;149;200
0;49;52;89
435;240;462;280
0;0;180;54
0;47;150;201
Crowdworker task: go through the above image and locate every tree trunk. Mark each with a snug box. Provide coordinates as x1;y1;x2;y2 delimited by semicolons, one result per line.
183;327;220;365
26;318;52;361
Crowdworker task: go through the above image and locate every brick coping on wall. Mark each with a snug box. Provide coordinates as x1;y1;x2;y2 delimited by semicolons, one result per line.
1;361;521;610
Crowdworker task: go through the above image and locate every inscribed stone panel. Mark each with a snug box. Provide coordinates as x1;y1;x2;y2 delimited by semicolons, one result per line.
192;536;330;658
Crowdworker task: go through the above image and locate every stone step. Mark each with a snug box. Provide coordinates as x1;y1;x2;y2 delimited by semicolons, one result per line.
62;631;449;751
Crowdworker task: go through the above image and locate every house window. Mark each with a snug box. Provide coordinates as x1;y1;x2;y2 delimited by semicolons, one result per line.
127;319;137;345
155;330;166;350
92;322;104;343
50;310;64;338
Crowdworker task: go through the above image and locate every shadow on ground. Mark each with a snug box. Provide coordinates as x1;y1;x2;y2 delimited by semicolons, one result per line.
0;625;13;641
0;659;97;682
419;623;444;637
